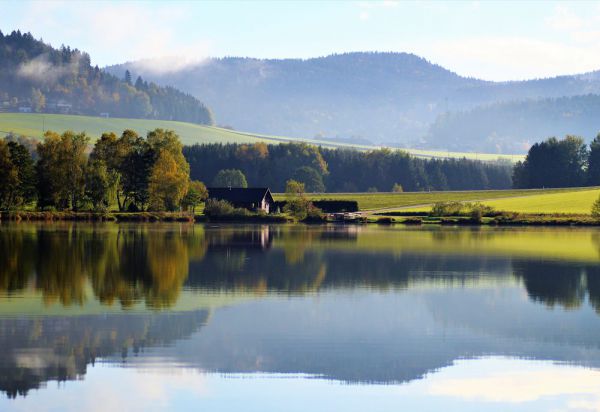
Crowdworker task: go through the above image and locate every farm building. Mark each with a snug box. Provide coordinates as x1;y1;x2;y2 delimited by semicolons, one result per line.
207;187;275;213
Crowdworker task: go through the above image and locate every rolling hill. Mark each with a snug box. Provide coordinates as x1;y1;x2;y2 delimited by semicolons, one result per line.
0;30;213;125
107;52;600;153
0;113;524;162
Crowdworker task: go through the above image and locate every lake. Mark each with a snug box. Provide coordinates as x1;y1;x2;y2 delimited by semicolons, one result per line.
0;223;599;411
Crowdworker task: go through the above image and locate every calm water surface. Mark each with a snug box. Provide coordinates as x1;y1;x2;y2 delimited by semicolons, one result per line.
1;223;600;411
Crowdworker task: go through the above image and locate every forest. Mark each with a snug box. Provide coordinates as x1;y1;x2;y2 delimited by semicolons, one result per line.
0;31;214;125
0;129;206;212
0;130;516;213
184;142;513;193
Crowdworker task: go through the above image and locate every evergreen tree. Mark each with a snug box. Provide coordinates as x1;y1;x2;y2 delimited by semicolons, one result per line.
124;69;132;85
588;134;600;186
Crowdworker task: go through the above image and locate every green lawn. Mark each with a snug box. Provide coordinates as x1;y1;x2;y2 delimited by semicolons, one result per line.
276;187;594;211
482;188;600;214
0;113;524;161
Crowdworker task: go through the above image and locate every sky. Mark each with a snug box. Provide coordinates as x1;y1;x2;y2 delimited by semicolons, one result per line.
2;0;600;81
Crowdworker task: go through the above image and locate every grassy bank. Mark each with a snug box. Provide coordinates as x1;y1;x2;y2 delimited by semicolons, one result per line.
275;187;597;211
0;113;524;161
1;211;195;222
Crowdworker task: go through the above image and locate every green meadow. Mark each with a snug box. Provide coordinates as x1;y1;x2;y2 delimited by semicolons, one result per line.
279;187;595;212
0;113;524;161
482;188;600;214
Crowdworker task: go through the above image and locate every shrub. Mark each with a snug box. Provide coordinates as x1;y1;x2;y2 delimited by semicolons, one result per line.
376;217;394;224
430;201;495;218
304;205;326;222
392;183;403;193
430;201;463;216
284;198;311;220
592;195;600;218
204;198;235;216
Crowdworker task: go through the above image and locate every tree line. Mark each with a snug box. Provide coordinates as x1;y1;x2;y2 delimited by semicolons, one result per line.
0;129;207;212
513;134;600;188
0;30;213;124
184;143;513;192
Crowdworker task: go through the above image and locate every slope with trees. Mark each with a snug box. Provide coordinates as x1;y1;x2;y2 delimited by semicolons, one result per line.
0;30;214;125
108;52;600;151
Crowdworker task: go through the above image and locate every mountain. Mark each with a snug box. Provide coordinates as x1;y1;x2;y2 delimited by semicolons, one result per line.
107;52;600;153
427;94;600;153
106;53;486;145
0;30;213;125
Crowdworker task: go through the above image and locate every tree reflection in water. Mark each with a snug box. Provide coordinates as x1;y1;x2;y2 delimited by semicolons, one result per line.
1;224;600;398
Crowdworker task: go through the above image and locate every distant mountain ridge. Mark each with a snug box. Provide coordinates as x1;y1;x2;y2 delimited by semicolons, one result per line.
107;52;600;153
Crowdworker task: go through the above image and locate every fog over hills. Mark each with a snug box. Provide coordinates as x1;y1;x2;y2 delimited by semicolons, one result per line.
107;52;600;153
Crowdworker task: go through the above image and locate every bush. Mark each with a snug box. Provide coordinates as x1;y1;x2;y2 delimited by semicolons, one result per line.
376;217;394;224
430;201;495;218
430;201;463;216
592;195;600;218
283;198;311;220
304;205;326;222
204;198;235;216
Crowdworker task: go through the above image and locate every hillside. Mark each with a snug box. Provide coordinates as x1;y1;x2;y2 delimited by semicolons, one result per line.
106;53;485;146
0;113;523;162
0;30;213;125
107;52;600;152
426;94;600;153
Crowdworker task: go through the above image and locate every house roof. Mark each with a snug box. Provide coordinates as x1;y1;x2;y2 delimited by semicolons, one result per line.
207;187;274;204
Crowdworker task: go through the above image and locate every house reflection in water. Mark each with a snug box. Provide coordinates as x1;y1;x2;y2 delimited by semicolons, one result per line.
207;226;273;251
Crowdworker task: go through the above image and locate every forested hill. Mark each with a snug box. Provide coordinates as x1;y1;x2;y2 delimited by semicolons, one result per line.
107;53;483;145
107;52;600;151
426;94;600;153
0;30;214;125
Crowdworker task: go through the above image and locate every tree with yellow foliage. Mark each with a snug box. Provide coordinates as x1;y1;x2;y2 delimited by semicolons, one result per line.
148;150;189;211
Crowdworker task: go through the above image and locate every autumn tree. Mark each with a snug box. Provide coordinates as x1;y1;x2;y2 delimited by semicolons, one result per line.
148;150;189;211
36;131;89;210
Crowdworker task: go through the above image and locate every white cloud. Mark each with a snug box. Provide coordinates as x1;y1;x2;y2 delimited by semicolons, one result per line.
545;5;585;31
355;1;399;20
15;1;211;71
423;36;600;80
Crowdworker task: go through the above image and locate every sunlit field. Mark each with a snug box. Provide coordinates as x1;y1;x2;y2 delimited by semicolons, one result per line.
0;113;524;161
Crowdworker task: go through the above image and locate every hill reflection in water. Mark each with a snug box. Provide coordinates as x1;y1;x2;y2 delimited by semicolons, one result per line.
1;223;600;398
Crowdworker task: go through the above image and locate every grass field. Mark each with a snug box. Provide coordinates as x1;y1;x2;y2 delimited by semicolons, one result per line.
482;188;600;214
276;187;596;211
0;113;524;162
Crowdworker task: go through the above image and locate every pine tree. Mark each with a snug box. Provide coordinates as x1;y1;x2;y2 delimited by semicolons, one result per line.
124;70;132;85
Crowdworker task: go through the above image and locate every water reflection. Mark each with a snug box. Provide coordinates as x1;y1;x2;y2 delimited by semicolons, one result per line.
1;223;600;401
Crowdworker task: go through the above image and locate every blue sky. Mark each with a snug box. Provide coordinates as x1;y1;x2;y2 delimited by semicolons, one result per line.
2;0;600;81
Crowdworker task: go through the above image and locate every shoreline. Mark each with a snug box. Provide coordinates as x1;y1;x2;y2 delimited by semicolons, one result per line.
1;211;599;226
